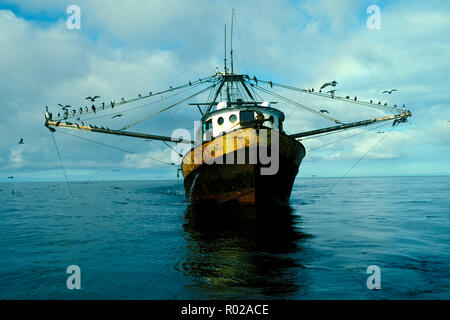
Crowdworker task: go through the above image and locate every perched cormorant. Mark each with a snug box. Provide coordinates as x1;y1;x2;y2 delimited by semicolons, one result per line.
327;90;336;97
45;106;52;120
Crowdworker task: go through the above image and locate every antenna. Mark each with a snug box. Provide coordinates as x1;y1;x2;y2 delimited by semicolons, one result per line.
230;9;235;74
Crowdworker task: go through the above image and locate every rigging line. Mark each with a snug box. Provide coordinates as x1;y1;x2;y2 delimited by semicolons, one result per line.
307;121;392;152
121;83;217;131
257;79;399;113
250;83;264;101
54;75;217;122
162;140;183;158
299;120;391;141
54;129;176;166
324;124;397;195
50;132;73;199
250;82;342;124
80;80;211;122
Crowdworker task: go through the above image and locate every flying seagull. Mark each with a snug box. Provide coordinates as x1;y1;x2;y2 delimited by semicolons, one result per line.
86;96;100;102
18;138;24;144
320;81;337;90
382;89;397;94
58;104;71;110
319;109;329;114
111;114;123;119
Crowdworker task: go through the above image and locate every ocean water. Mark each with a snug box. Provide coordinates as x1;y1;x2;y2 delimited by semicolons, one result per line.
0;176;449;300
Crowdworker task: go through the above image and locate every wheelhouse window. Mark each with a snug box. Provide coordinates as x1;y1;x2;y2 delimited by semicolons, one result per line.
240;110;254;123
203;119;213;133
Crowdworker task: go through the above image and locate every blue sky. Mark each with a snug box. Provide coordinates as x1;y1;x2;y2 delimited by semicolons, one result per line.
0;0;449;182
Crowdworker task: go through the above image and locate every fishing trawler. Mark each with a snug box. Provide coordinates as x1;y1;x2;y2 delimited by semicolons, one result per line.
43;22;411;208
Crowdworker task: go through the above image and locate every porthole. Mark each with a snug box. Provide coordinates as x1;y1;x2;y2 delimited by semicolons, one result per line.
217;117;224;125
229;114;237;123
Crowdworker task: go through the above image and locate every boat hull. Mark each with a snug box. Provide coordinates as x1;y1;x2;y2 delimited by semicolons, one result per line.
182;128;305;207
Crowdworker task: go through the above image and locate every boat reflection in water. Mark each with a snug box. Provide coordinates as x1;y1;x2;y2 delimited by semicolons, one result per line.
180;205;312;299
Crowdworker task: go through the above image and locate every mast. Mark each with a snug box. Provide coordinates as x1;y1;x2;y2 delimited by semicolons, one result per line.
230;9;235;74
224;24;227;74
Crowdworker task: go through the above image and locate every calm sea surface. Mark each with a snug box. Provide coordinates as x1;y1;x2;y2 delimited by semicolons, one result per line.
0;176;449;299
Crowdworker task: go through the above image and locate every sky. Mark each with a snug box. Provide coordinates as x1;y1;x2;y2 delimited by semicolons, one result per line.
0;0;449;182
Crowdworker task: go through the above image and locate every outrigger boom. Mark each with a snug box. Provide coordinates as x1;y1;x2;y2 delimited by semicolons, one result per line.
45;120;194;144
290;110;412;139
